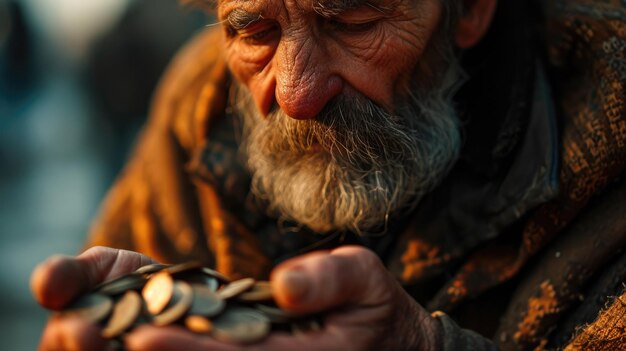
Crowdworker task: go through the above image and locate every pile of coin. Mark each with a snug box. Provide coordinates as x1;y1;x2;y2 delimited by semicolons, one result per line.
54;262;320;345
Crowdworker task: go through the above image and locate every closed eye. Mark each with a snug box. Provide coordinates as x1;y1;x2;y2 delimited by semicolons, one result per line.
238;24;280;44
325;18;379;34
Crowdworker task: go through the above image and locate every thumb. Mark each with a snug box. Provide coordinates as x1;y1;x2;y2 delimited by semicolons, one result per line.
31;246;156;310
39;316;107;351
270;246;394;314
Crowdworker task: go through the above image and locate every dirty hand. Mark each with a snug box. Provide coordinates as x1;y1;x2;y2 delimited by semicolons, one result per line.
126;246;442;351
31;246;156;350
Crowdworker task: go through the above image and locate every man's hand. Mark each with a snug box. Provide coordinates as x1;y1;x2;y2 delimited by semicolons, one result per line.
32;246;442;351
125;246;442;351
31;246;156;351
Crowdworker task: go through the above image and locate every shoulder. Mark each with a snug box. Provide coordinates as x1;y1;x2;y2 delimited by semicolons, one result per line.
149;28;230;153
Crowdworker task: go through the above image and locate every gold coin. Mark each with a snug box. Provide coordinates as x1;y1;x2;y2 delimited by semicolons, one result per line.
217;278;255;300
238;281;273;302
211;307;270;344
152;281;194;326
185;315;213;334
59;293;113;324
96;273;146;295
142;271;174;315
101;290;142;338
189;284;225;317
135;263;170;275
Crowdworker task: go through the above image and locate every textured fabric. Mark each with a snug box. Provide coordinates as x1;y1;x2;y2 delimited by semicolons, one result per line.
86;1;626;350
563;290;626;351
549;250;626;348
432;312;498;351
496;177;626;351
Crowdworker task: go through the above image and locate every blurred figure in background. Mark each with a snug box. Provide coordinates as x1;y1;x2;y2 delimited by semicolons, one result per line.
84;0;209;170
0;1;37;108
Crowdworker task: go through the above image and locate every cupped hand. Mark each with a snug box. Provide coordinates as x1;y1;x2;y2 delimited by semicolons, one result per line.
126;246;442;351
31;246;156;351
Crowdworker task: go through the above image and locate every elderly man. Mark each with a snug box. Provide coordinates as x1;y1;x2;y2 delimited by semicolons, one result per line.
32;0;626;350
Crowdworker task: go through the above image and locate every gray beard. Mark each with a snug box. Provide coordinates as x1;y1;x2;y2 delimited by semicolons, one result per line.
234;48;463;234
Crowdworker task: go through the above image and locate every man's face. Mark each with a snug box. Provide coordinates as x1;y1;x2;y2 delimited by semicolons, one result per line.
219;0;445;117
218;0;463;234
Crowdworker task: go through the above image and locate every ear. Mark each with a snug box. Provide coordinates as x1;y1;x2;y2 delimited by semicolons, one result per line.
454;0;497;49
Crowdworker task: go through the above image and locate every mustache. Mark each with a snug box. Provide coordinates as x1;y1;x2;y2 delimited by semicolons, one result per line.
260;94;418;169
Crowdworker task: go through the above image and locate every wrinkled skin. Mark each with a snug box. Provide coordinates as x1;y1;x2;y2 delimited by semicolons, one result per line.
222;0;443;119
32;246;441;351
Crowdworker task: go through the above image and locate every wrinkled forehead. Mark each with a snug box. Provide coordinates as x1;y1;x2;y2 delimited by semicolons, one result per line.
216;0;398;14
217;0;371;5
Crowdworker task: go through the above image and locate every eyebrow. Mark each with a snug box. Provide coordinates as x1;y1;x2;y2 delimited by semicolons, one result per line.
223;0;390;29
313;0;390;17
226;8;264;30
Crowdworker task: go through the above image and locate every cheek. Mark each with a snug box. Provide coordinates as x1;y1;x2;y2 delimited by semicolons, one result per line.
374;4;443;97
377;29;426;72
226;43;277;116
333;2;443;106
368;30;426;98
225;41;275;84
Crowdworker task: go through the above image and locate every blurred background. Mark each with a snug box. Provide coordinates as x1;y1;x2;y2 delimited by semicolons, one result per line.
0;0;210;349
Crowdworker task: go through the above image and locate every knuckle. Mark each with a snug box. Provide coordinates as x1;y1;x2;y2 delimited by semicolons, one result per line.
83;246;116;258
353;247;383;270
332;246;384;273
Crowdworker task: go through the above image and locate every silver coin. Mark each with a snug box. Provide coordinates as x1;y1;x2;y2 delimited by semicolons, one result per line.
59;293;113;324
179;272;220;292
211;307;270;344
189;284;225;317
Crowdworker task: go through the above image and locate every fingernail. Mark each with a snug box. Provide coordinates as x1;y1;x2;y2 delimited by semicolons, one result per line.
280;268;310;303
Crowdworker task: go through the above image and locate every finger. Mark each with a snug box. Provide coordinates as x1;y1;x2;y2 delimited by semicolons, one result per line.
39;316;107;351
125;325;345;351
270;246;395;314
31;246;156;310
125;325;240;351
31;255;91;310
